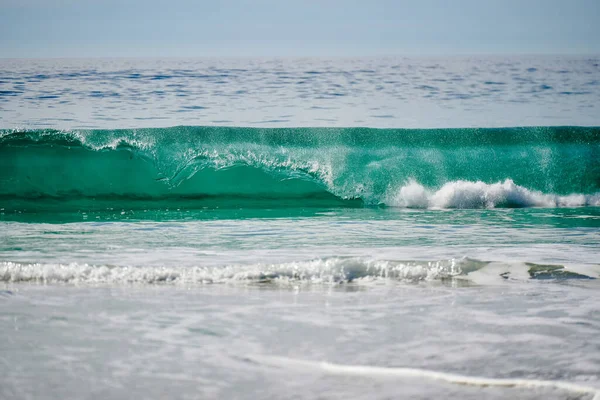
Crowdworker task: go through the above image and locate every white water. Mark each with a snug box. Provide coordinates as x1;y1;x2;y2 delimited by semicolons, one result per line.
389;179;600;208
0;258;467;285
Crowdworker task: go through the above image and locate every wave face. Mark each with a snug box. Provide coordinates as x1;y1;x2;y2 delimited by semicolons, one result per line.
1;126;599;210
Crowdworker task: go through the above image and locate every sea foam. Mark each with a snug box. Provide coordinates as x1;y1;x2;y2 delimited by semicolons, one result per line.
0;258;467;285
389;179;600;209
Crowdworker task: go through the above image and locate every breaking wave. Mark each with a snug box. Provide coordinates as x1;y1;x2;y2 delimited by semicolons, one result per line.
1;258;471;285
2;258;595;285
1;126;599;211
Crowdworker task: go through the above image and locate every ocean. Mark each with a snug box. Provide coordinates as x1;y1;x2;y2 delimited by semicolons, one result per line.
1;56;600;400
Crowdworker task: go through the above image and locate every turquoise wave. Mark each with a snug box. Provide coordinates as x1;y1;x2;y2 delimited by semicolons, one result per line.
1;126;599;211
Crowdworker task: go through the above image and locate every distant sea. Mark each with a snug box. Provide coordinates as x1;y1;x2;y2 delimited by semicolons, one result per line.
1;56;600;400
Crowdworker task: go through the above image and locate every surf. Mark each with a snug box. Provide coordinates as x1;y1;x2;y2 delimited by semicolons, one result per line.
2;258;595;285
1;126;599;212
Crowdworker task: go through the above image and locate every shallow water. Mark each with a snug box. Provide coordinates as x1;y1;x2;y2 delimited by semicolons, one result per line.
2;208;600;284
2;281;600;400
1;56;600;399
2;208;600;399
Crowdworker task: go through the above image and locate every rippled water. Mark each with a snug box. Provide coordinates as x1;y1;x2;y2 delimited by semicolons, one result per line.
1;56;599;128
1;56;600;400
2;208;600;399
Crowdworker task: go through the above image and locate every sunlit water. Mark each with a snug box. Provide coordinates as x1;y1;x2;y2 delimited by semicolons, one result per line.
1;56;599;129
1;56;600;399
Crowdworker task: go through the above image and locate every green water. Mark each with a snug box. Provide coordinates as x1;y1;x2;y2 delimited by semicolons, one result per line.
1;127;599;214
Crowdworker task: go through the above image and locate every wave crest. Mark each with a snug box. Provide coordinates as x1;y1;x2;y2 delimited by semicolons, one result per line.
1;127;599;211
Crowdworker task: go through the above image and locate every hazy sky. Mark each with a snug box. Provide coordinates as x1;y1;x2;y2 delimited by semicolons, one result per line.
1;0;599;58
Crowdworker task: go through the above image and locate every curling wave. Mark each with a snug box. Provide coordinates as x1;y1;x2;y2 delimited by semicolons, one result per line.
1;126;599;211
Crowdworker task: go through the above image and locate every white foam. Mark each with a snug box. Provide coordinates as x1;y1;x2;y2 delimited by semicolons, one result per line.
0;257;465;285
250;355;600;400
388;179;600;209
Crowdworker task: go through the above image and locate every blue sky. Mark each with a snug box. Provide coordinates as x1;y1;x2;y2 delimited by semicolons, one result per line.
1;0;599;58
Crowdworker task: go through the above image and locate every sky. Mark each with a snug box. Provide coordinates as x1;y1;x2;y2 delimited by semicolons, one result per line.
1;0;599;58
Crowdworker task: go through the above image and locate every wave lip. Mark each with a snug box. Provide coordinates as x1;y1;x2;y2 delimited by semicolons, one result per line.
390;179;600;209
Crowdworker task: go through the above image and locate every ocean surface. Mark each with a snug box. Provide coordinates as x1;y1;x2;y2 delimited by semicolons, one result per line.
1;56;600;400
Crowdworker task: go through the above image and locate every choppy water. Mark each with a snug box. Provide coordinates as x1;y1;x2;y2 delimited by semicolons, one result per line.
1;57;600;400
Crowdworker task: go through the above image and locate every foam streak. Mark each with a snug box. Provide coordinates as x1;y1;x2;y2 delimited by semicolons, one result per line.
251;355;600;400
